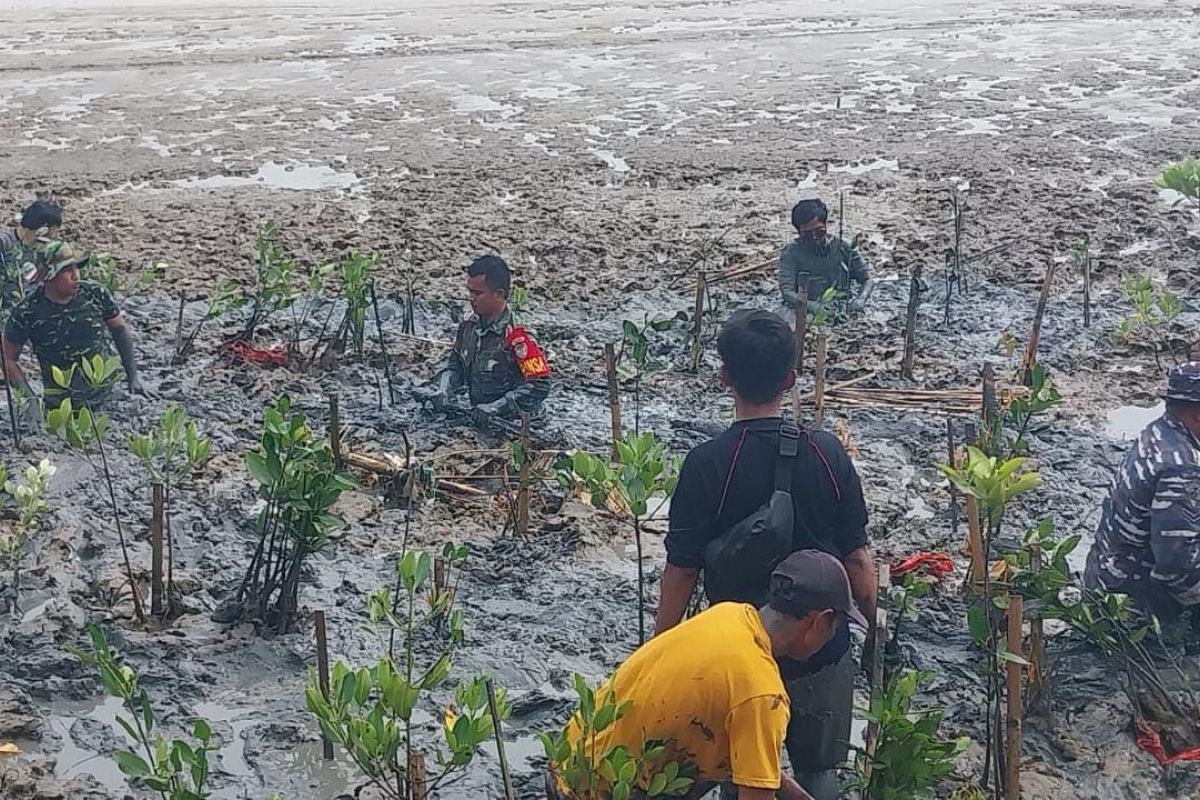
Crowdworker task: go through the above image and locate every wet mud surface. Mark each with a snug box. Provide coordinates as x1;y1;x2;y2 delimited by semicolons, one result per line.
2;0;1200;798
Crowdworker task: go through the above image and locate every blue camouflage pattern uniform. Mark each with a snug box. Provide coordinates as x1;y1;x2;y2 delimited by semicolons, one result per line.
1085;369;1200;615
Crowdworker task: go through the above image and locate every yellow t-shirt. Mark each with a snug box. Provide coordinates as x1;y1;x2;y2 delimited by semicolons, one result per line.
561;603;789;792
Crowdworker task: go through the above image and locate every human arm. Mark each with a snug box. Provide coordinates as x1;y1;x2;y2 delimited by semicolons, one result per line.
654;563;699;636
842;545;878;624
1;334;27;389
657;448;716;634
845;243;873;307
735;779;812;800
1149;468;1200;607
435;322;468;393
778;245;800;309
727;695;795;799
106;314;143;393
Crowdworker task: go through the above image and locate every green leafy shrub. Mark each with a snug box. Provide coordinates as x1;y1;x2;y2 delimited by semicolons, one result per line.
0;458;55;613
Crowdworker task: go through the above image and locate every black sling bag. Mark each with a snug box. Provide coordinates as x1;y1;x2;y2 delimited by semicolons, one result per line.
701;419;800;606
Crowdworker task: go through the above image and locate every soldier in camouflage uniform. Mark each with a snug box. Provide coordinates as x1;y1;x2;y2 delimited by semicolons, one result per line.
2;243;145;421
1084;363;1200;632
417;255;551;427
1;201;62;314
779;199;873;319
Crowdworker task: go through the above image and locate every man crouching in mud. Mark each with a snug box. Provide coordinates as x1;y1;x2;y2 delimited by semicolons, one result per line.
779;199;872;321
415;255;551;428
1085;362;1200;643
2;243;144;428
546;551;867;800
655;310;877;800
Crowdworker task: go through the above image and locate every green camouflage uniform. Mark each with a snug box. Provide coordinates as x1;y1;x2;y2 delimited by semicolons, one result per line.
778;236;869;313
0;229;38;315
438;306;551;417
4;281;120;402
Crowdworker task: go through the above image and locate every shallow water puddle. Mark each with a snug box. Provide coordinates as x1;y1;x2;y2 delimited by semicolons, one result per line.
45;695;128;793
1104;403;1162;440
173;161;359;191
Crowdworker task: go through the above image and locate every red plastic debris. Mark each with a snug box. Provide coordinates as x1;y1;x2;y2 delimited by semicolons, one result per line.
1135;716;1200;765
891;552;955;578
228;340;289;366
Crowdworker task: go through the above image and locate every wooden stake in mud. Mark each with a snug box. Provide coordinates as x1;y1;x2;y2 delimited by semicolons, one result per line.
1083;248;1092;329
328;394;342;469
485;677;515;800
604;343;623;461
901;265;923;380
794;285;809;373
1022;260;1058;384
813;334;828;428
434;557;447;595
1028;543;1044;694
962;420;985;587
409;752;428;800
150;483;165;618
1;364;20;449
173;293;186;358
315;610;334;761
862;564;891;785
982;363;999;445
1005;595;1024;800
516;413;532;536
689;271;707;371
368;281;397;406
946;419;959;538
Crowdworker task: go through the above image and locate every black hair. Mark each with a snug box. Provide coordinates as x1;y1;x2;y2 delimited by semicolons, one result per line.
717;310;797;404
20;200;62;231
791;199;829;231
467;255;511;294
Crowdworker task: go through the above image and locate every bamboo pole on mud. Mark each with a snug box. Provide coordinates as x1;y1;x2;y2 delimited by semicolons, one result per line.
516;413;532;536
368;281;397;405
689;271;707;371
604;343;623;461
1029;543;1044;695
863;564;891;785
946;419;959;538
150;483;165;618
813;334;828;428
982;364;999;443
328;394;342;469
1006;595;1024;800
794;286;809;373
173;294;186;357
901;265;923;379
315;610;334;760
1083;248;1092;329
1022;261;1058;383
963;420;984;586
409;752;428;800
486;677;515;800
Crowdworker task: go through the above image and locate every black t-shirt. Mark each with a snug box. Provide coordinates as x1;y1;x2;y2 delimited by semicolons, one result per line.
666;417;869;571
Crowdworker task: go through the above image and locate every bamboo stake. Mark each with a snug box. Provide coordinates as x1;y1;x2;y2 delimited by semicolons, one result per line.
690;271;707;371
947;419;959;538
901;265;923;379
150;483;165;618
1083;250;1092;329
173;293;185;357
409;752;428;800
516;413;532;536
863;564;891;784
1006;595;1023;800
434;557;447;594
1;360;20;449
982;363;999;442
813;334;828;428
1022;261;1058;383
368;281;397;405
965;496;985;588
328;394;342;469
794;285;809;372
315;610;334;760
486;677;515;800
1029;543;1044;694
604;343;623;461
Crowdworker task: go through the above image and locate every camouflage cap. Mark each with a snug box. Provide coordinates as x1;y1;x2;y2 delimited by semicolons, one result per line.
1164;362;1200;404
38;241;86;280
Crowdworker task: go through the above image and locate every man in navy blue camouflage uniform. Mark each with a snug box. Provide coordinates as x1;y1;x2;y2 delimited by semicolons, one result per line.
1085;363;1200;628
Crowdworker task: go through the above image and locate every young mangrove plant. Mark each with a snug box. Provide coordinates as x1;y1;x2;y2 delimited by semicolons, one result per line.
234;221;299;342
1154;156;1200;246
847;669;969;800
616;314;685;434
0;458;55;615
45;355;145;622
1111;273;1186;368
986;362;1062;457
556;431;680;645
174;279;243;363
939;447;1040;797
81;251;163;299
72;624;219;799
238;395;354;632
320;250;379;362
129;404;212;616
306;544;507;799
539;674;695;800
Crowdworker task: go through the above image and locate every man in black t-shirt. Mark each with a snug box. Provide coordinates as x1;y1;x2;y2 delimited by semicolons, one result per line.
654;309;877;800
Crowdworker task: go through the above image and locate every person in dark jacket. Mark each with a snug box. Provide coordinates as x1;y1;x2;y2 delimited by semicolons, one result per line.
779;198;872;318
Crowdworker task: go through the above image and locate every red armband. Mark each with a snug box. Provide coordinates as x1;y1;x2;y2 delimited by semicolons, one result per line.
506;326;551;379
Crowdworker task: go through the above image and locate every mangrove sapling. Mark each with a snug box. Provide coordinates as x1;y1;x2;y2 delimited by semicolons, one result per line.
45;356;145;622
129;404;212;616
174;279;242;363
305;544;508;800
992;363;1062;457
616;314;685;434
72;624;220;799
239;395;353;632
81;251;163;299
1111;273;1185;368
846;669;970;800
539;674;695;800
556;432;680;645
235;221;300;342
940;447;1040;799
888;572;933;653
0;458;55;614
1154;156;1200;248
318;250;378;363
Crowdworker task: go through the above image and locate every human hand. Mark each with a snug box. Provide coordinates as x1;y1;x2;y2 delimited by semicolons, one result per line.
471;399;507;426
18;393;43;433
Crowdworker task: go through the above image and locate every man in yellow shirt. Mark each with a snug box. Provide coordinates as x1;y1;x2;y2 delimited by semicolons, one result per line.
547;550;867;800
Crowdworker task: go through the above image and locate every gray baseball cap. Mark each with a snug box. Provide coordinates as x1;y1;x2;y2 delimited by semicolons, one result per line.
768;550;869;628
